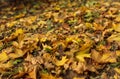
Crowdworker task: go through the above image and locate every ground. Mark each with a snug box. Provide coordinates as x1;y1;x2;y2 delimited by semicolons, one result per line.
0;0;120;79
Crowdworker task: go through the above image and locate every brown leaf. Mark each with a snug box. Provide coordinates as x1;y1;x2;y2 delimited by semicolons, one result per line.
28;66;37;79
93;23;105;30
62;23;70;31
91;50;117;63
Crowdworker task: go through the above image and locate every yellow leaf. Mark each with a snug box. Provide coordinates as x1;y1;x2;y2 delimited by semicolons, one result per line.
93;23;105;30
59;19;64;23
76;53;90;62
43;44;52;52
114;68;120;74
27;16;37;23
85;22;93;28
0;60;13;73
112;23;120;32
114;73;119;79
80;39;92;51
66;35;81;44
116;50;120;56
107;33;120;42
76;48;90;62
101;53;116;62
14;29;24;36
14;13;25;19
7;21;17;27
40;73;57;79
45;12;52;19
0;52;9;62
37;20;46;25
54;6;60;11
40;36;47;42
115;16;120;22
9;49;25;59
53;13;59;22
55;56;68;66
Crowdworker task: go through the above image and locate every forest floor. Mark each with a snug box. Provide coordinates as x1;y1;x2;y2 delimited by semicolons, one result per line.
0;0;120;79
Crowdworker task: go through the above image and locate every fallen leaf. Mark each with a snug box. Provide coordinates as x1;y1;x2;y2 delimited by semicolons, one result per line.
14;13;25;19
6;21;17;27
13;28;24;36
93;22;105;30
55;56;68;66
40;73;58;79
91;50;117;63
116;50;120;56
112;23;120;32
114;68;120;74
71;62;86;73
107;33;120;43
73;77;85;79
80;38;92;51
0;60;13;73
76;48;90;62
28;66;37;79
66;35;81;44
115;16;120;22
9;48;25;59
13;72;25;79
0;52;9;62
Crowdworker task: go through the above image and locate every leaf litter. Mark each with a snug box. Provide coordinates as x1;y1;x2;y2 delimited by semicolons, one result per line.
0;0;120;79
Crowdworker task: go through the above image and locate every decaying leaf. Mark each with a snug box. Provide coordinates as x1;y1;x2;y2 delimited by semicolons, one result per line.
91;50;117;63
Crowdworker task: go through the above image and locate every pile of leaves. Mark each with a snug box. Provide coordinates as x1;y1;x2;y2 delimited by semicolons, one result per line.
0;0;120;79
